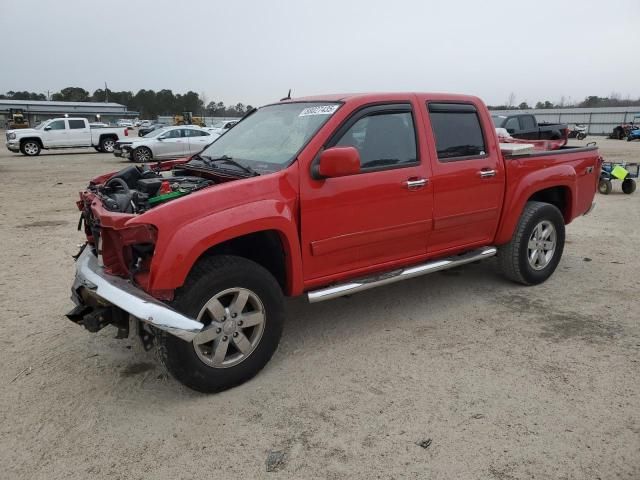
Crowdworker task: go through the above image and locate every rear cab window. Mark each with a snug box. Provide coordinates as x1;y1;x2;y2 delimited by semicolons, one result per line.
68;119;86;129
427;103;486;161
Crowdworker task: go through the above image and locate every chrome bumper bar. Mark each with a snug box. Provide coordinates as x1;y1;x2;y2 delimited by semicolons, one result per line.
70;246;203;341
307;246;497;303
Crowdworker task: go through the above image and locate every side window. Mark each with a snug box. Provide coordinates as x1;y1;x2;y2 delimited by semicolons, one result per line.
164;129;182;138
68;119;86;129
504;116;520;132
334;112;417;169
520;115;536;130
428;104;486;161
48;120;66;130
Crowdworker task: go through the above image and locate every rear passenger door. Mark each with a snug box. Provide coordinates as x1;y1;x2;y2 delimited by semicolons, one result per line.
67;119;91;146
185;129;213;154
424;102;505;253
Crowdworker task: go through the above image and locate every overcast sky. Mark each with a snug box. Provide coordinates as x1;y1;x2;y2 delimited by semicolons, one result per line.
2;0;639;106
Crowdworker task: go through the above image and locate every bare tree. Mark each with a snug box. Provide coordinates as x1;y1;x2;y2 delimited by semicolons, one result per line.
507;92;516;108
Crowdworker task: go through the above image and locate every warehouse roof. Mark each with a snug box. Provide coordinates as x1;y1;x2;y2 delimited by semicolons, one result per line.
0;99;127;108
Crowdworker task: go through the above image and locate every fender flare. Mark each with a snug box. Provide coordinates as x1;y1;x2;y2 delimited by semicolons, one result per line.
144;200;303;296
495;164;577;245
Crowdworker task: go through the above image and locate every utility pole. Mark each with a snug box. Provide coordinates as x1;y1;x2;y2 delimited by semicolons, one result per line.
105;82;108;103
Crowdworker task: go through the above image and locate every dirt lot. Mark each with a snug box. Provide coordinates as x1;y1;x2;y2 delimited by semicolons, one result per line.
0;134;638;479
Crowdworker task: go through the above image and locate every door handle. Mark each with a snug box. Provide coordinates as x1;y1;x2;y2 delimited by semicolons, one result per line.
478;169;496;178
404;178;428;189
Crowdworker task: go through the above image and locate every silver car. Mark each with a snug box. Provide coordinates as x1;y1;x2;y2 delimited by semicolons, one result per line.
113;126;215;162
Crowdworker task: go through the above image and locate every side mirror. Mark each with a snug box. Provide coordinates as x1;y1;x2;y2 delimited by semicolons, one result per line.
314;146;361;179
44;126;51;131
157;136;165;141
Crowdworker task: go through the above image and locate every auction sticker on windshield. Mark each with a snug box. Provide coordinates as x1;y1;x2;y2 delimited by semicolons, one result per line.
299;105;340;117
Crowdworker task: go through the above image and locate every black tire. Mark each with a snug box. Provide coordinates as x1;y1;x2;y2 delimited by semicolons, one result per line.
99;136;116;153
598;179;612;195
158;255;284;393
498;201;565;286
622;178;636;194
132;146;152;163
20;140;41;156
94;146;103;152
577;133;586;140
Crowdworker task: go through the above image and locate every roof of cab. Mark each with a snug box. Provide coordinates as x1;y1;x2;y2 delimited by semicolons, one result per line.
277;92;482;104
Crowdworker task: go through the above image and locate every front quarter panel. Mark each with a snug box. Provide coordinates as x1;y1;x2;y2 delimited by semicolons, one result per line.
127;168;302;295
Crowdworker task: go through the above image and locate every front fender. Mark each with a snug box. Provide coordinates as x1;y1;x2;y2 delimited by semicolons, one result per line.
147;200;303;296
495;163;577;245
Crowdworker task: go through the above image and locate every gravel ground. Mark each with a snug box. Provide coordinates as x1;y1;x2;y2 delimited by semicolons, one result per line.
0;134;638;479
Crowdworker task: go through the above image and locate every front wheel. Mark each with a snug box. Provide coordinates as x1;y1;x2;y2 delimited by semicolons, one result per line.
577;133;586;140
622;178;636;194
132;146;152;162
158;256;284;393
498;201;565;285
20;140;41;156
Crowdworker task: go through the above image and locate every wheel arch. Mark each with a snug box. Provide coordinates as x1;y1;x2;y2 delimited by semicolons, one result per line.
495;166;577;245
19;136;43;147
142;202;303;298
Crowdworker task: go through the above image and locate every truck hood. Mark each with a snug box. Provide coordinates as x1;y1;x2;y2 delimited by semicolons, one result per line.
9;128;37;136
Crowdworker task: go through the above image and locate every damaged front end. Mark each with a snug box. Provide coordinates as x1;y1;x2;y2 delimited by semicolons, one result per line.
67;161;216;345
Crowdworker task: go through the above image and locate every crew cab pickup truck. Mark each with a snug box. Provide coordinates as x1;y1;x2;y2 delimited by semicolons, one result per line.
5;117;129;156
491;113;568;142
67;93;599;393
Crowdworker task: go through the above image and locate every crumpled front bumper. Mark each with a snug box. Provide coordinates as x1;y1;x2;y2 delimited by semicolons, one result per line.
69;245;203;341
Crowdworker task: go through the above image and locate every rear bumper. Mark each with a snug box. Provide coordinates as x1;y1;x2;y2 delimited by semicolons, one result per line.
69;245;202;341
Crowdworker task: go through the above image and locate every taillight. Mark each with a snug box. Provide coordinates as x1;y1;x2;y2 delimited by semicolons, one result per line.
124;129;128;136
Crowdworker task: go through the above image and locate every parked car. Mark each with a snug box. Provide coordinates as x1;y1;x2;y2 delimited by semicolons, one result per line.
117;119;133;128
138;122;167;137
113;125;214;162
207;119;239;135
139;120;152;128
67;92;599;393
5;117;129;155
491;113;568;141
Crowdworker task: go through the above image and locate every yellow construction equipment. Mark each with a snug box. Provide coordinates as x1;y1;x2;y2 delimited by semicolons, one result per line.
173;111;205;127
7;108;30;129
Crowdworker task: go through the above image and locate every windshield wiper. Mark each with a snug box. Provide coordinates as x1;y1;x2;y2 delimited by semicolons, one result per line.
197;154;259;176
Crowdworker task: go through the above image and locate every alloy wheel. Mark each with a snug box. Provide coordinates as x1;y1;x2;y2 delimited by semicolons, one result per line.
527;220;557;270
192;287;266;368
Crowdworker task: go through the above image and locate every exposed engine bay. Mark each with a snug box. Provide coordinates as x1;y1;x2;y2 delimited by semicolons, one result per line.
94;164;215;214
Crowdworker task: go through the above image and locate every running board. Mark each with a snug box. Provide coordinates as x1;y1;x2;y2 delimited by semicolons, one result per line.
307;246;497;303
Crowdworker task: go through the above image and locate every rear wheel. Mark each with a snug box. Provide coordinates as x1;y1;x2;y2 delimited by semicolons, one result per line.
20;140;41;156
622;178;636;194
99;137;116;153
133;146;152;162
577;133;586;140
598;179;612;195
158;255;284;393
499;201;565;285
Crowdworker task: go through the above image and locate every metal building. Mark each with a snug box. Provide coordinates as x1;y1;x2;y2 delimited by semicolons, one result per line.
490;106;640;135
0;99;138;127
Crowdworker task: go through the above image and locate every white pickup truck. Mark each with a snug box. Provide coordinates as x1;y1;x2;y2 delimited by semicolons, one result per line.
5;117;130;156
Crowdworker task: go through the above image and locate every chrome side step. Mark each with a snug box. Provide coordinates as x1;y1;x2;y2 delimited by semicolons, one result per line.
307;246;497;303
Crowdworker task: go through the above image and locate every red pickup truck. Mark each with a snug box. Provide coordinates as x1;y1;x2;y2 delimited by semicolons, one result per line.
67;93;599;392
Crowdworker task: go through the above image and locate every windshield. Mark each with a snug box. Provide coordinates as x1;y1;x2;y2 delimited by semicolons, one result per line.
34;120;51;130
144;127;170;138
197;102;341;173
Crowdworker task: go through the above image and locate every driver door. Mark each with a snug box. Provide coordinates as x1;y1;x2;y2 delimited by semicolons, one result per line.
155;128;187;158
42;119;68;147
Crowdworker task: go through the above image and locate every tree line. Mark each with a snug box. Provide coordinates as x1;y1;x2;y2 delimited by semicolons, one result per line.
0;88;254;118
488;92;640;111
